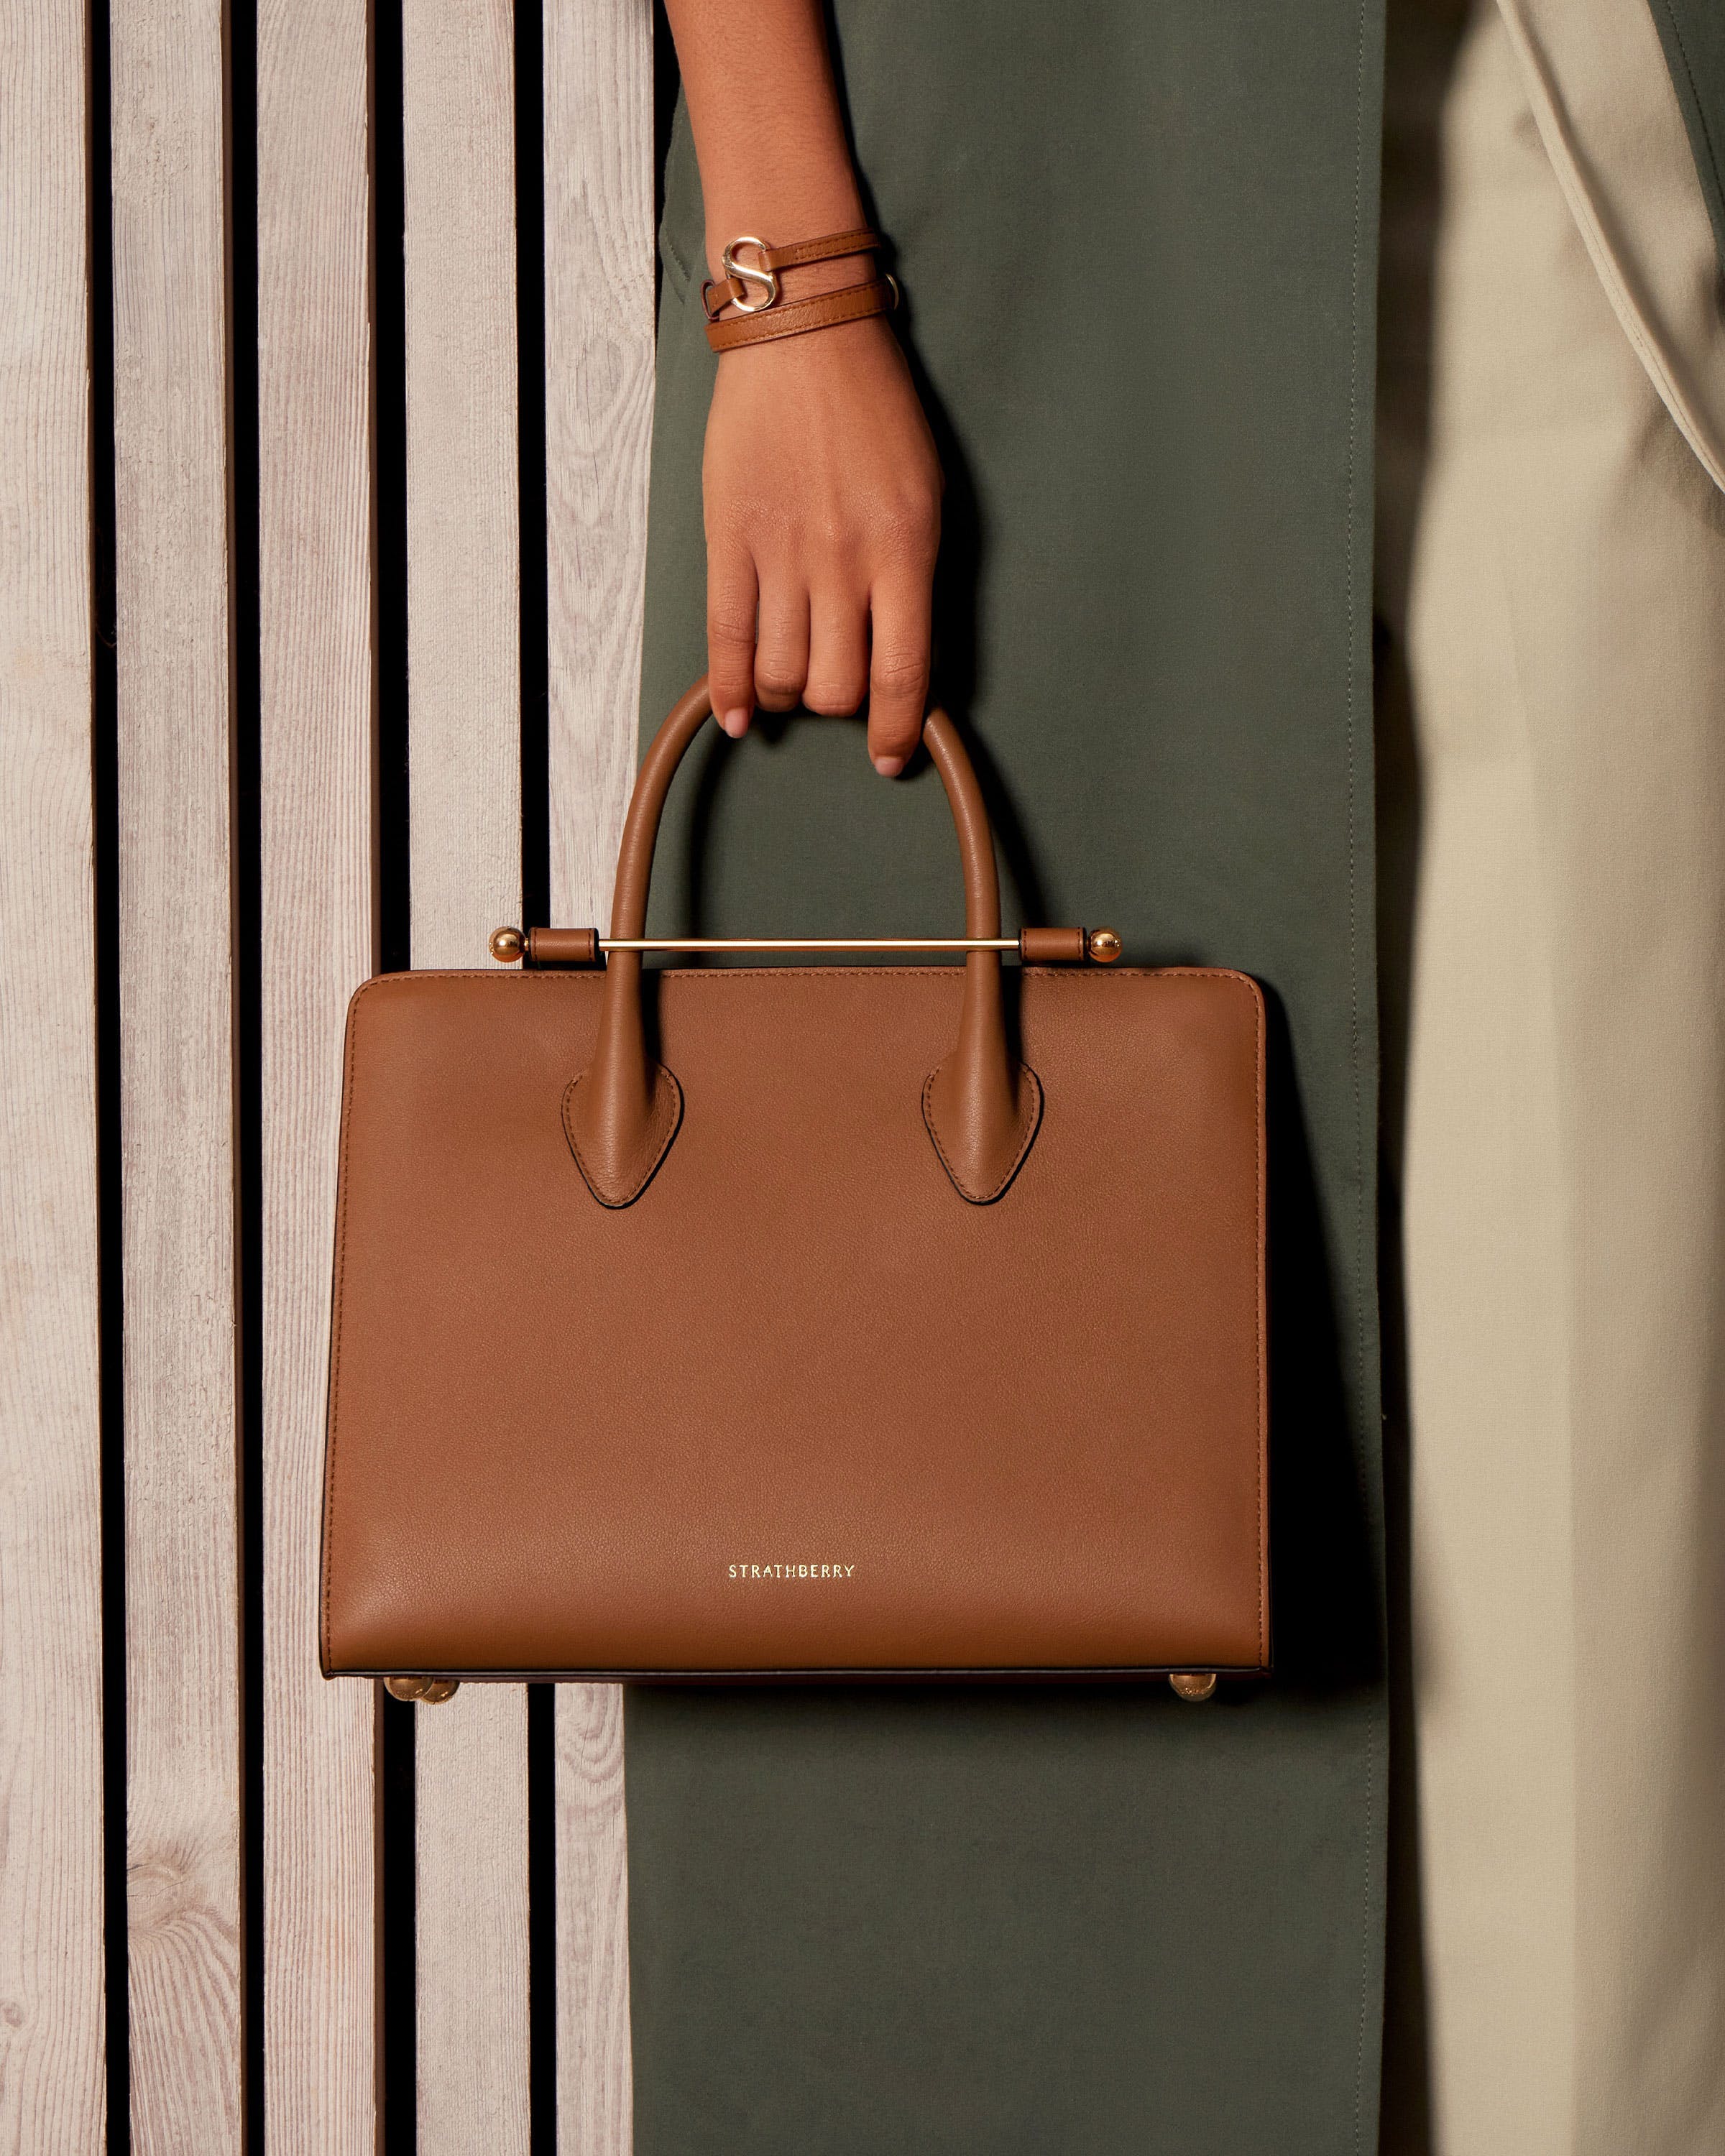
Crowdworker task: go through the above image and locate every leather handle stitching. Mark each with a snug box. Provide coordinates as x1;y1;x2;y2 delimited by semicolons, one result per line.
919;1061;1044;1204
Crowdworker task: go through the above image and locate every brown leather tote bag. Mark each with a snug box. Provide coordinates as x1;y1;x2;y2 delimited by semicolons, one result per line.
321;681;1268;1694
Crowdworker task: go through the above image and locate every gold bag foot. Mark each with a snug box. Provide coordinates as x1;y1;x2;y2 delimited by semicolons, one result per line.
1169;1672;1218;1702
383;1675;461;1704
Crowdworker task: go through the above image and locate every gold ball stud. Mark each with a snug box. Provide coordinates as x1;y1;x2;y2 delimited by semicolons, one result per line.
383;1674;461;1704
489;925;527;965
1087;928;1122;964
1169;1672;1218;1703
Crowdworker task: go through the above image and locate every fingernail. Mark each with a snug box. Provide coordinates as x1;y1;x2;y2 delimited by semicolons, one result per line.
872;754;906;778
721;708;750;739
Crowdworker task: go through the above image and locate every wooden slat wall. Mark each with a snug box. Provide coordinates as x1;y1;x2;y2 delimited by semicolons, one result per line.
8;3;668;2139
109;2;244;2147
257;0;380;2146
401;4;532;2150
0;3;108;2147
542;0;658;2146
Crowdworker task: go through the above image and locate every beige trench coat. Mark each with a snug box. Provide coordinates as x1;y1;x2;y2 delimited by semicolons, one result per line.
1377;0;1725;2148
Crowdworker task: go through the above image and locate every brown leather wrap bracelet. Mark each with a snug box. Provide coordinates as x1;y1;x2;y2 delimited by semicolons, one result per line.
706;275;898;352
702;228;898;352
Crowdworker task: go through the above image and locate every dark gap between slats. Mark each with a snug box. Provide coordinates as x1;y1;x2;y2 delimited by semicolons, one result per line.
370;0;418;2147
528;1686;558;2156
87;1;129;2146
373;0;410;980
515;11;559;2147
226;0;265;2145
517;0;550;943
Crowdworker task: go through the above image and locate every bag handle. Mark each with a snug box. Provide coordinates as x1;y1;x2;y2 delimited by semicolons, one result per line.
563;676;1043;1207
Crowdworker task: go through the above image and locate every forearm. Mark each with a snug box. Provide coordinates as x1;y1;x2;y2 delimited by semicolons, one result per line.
663;0;865;280
660;0;941;773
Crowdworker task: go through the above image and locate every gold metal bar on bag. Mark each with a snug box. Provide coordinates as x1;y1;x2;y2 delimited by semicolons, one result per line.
601;936;1018;953
489;925;1123;966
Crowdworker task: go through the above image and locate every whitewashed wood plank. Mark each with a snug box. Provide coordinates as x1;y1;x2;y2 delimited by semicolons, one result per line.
405;0;523;967
543;2;656;2149
109;2;243;2145
401;4;531;2150
543;0;657;931
413;1690;530;2151
0;5;106;2147
555;1682;632;2155
257;1;380;2147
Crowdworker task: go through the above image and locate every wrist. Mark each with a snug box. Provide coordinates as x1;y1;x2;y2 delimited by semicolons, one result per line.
701;224;895;354
712;308;901;374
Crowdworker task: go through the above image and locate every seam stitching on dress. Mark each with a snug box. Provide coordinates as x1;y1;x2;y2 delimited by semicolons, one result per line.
661;219;694;303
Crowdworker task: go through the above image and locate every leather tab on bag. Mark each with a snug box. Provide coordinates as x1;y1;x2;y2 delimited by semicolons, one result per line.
562;1061;684;1208
922;1054;1043;1205
1019;927;1088;965
917;722;1044;1202
564;682;1044;1207
528;927;600;968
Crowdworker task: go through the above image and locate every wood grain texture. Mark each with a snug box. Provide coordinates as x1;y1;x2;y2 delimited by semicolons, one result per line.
412;1691;530;2152
109;3;244;2145
405;0;523;968
401;6;530;2151
257;2;380;2147
555;1682;632;2155
543;4;656;2149
543;0;656;929
0;5;106;2147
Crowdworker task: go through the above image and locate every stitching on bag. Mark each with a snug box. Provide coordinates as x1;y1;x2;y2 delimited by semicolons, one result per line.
323;997;364;1664
561;1065;684;1205
1021;969;1267;1660
328;965;1269;1664
918;1061;1044;1203
344;964;1258;992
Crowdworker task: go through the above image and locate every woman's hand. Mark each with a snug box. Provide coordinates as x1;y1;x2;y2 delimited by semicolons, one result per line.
659;0;937;770
703;313;942;777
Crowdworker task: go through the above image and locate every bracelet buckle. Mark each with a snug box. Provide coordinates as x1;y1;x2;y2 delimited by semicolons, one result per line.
701;236;778;322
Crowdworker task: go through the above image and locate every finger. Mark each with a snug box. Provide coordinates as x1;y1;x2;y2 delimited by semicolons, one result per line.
753;573;810;714
706;543;759;738
865;569;934;777
802;587;870;719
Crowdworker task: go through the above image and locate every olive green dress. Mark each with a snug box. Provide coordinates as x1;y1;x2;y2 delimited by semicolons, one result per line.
626;6;1388;2148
